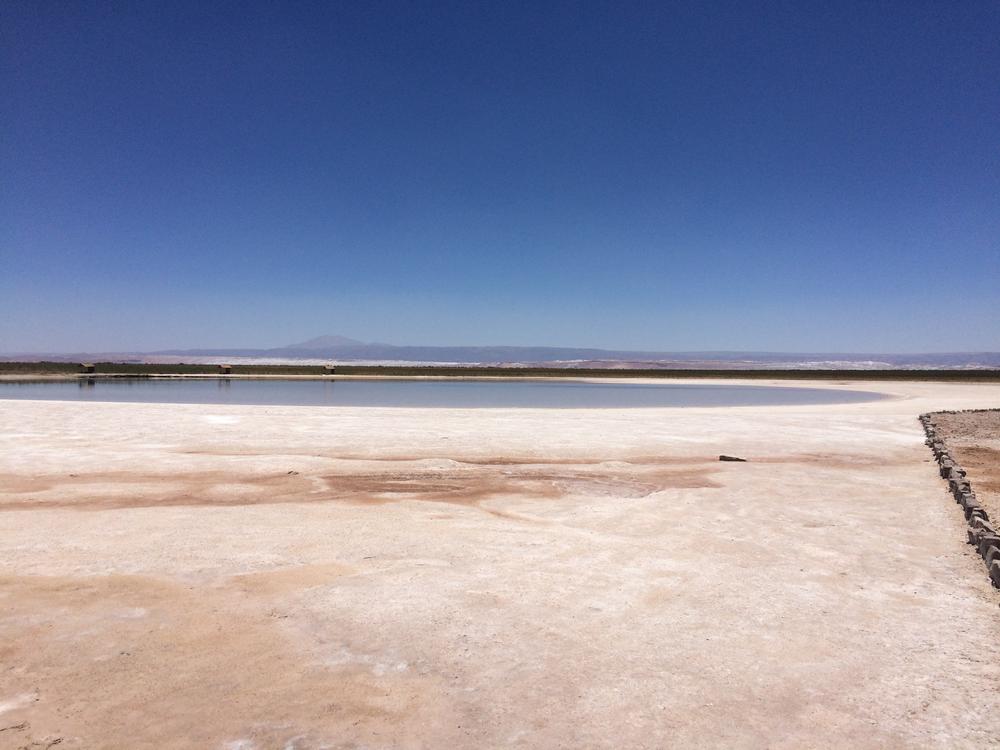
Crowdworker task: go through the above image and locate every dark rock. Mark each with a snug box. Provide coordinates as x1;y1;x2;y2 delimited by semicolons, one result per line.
718;455;747;462
964;501;983;517
978;535;1000;558
971;517;995;534
990;561;1000;589
985;545;1000;567
968;508;990;525
947;467;967;481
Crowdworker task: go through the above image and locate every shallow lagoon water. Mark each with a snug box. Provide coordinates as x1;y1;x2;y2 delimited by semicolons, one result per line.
0;378;884;408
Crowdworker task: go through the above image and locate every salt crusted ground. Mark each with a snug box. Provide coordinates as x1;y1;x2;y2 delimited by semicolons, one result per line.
1;379;1000;749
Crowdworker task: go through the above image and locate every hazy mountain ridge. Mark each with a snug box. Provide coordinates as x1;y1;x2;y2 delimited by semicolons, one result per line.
3;335;999;369
152;336;1000;368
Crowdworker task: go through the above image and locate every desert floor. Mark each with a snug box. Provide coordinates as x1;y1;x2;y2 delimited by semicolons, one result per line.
1;379;1000;749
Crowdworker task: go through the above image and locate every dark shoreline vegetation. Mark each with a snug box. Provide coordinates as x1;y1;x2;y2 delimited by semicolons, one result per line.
2;361;999;382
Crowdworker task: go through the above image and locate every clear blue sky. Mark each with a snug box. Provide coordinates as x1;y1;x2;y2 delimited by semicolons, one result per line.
2;1;998;353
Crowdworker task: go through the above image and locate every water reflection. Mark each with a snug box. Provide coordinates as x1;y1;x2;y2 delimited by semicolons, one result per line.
321;380;336;402
0;377;885;409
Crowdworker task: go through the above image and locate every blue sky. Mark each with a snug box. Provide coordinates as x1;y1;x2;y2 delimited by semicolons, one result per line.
2;1;998;353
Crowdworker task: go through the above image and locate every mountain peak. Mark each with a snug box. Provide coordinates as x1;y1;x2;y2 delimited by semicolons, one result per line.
286;335;365;350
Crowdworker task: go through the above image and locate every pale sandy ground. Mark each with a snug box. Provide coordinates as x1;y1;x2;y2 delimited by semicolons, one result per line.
1;379;1000;749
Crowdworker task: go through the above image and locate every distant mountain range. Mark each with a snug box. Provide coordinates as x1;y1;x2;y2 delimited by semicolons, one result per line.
4;334;1000;370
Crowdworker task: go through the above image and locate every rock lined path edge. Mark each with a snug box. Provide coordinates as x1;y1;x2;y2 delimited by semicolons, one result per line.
920;410;1000;588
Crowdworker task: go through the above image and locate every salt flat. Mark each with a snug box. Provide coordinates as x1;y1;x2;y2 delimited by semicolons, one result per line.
1;379;999;749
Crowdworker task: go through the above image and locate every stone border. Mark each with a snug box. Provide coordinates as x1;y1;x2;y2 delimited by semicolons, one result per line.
920;411;1000;588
